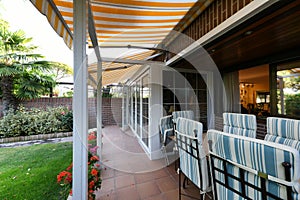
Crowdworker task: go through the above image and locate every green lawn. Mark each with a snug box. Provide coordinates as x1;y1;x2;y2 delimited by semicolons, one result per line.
0;142;72;200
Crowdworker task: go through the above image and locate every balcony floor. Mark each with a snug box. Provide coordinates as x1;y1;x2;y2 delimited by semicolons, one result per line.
95;126;212;200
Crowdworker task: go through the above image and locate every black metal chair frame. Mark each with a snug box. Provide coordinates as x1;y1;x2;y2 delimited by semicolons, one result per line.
209;153;293;200
175;129;210;200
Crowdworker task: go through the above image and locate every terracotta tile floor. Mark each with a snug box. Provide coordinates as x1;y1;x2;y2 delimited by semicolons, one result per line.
95;126;212;200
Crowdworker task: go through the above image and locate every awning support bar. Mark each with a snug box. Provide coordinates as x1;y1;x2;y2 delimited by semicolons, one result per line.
99;45;167;52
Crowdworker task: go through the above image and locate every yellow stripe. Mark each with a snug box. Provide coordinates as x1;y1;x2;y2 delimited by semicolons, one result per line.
97;38;161;42
54;0;195;9
60;11;73;18
35;0;43;11
93;15;180;23
95;29;170;34
62;11;181;24
53;0;73;8
47;3;53;23
92;0;195;8
60;27;64;38
94;23;174;29
54;15;59;31
65;20;174;29
91;5;187;16
70;27;170;35
98;34;166;39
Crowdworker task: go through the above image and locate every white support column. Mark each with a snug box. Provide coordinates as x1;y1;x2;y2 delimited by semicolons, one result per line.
149;64;163;160
97;61;102;158
87;1;103;161
122;85;129;131
72;1;88;199
207;71;215;129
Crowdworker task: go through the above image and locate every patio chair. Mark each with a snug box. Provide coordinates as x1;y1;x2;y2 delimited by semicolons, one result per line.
175;117;211;200
264;117;300;151
172;110;194;124
159;115;174;166
223;112;257;138
208;129;300;200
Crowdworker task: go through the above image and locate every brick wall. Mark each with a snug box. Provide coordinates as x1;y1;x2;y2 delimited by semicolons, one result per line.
167;0;253;56
0;97;73;116
102;98;122;126
0;97;123;128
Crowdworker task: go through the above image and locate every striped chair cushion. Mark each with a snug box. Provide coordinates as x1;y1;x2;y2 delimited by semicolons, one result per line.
208;130;300;200
176;117;202;143
159;115;174;145
265;134;300;152
223;112;257;138
175;117;210;192
172;110;194;124
266;117;300;140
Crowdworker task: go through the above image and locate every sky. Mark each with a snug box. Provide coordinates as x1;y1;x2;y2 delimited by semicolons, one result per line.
0;0;73;66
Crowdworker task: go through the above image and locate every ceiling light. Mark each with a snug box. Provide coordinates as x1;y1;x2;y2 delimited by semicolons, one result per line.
244;30;253;36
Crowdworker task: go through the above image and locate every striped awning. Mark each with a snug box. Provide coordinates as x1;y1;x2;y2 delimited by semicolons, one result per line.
89;50;156;86
29;0;199;85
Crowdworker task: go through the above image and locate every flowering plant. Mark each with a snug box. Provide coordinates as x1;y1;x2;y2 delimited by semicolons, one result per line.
57;131;101;199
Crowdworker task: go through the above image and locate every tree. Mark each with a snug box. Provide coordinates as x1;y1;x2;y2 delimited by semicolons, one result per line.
0;19;55;114
48;61;73;82
13;68;56;100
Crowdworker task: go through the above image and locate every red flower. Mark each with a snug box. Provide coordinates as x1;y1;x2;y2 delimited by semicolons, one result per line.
57;171;72;184
90;155;99;161
57;174;62;183
58;131;102;200
89;180;95;189
67;163;73;171
91;168;98;176
88;132;96;141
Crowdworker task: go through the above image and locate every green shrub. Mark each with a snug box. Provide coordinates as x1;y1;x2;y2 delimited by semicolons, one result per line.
61;111;73;131
0;106;73;138
286;93;300;116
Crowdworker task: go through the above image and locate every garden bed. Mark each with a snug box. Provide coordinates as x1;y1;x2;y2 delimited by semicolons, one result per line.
0;131;72;144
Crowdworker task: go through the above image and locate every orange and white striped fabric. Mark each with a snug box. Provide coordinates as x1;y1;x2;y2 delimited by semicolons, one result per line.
29;0;214;85
30;0;200;48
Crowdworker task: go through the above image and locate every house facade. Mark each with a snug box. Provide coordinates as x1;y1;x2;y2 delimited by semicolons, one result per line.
122;0;300;159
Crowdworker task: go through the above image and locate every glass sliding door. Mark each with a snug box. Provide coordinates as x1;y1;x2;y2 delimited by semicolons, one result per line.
132;84;136;131
162;70;208;130
136;82;141;137
142;74;149;147
128;86;132;127
127;71;150;147
275;61;300;117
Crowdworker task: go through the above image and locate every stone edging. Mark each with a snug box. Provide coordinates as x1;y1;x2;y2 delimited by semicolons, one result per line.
0;132;73;144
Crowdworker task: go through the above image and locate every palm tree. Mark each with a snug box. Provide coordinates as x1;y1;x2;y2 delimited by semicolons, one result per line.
0;19;54;114
48;61;73;82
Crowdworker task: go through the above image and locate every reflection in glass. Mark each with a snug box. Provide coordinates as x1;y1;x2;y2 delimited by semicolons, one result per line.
142;75;150;147
162;71;207;130
276;62;300;117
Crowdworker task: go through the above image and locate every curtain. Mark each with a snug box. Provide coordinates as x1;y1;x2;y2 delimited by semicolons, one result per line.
223;71;240;113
